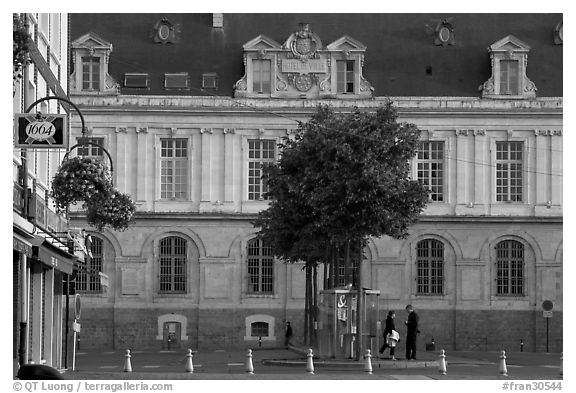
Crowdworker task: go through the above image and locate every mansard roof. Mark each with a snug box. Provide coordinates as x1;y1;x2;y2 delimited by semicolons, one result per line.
69;13;562;97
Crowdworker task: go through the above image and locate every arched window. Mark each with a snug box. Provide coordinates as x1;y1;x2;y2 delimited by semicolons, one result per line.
77;236;103;293
496;240;524;296
159;236;187;293
416;239;444;295
247;239;274;294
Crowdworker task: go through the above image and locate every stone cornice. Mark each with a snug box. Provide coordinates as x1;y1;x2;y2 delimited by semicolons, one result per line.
68;95;563;116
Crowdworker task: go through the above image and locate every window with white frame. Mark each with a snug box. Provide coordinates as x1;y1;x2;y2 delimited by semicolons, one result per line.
248;139;276;200
252;59;271;94
77;137;104;158
160;138;188;200
496;240;524;296
247;238;274;294
159;236;187;293
82;56;101;91
495;141;523;202
416;141;445;202
336;60;355;93
77;236;103;293
416;239;444;295
499;60;520;95
251;322;269;337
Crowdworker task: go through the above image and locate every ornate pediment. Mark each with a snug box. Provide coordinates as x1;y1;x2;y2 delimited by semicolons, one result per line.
326;36;367;52
488;35;531;53
243;35;283;51
234;23;373;99
71;32;113;52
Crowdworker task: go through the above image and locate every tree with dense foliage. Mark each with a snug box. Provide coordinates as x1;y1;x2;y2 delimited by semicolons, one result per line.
254;101;430;357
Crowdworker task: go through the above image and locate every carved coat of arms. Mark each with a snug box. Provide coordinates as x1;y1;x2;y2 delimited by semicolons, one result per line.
290;23;318;60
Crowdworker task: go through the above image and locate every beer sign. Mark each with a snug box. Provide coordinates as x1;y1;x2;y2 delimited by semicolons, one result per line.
14;113;67;149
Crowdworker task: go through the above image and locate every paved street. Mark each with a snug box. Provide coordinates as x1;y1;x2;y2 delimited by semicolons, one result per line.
57;347;562;380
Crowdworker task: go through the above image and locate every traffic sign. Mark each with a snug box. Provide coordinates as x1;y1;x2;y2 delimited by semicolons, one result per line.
75;294;81;319
543;310;553;318
542;300;554;311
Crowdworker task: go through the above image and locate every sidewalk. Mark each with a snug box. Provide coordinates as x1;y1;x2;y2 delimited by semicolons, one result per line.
15;346;562;380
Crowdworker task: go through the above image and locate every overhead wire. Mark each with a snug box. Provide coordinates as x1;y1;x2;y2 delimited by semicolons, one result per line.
105;56;563;178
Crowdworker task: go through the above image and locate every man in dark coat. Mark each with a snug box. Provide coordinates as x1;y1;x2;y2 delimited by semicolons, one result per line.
284;321;293;347
404;305;419;360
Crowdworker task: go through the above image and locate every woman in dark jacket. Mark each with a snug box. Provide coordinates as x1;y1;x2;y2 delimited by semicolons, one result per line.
379;310;397;360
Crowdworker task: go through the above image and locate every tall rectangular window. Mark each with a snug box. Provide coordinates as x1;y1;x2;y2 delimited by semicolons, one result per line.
500;60;519;95
159;236;187;293
247;239;274;294
416;239;444;295
82;57;100;91
336;60;355;93
252;59;271;93
160;139;188;199
77;236;103;293
77;137;104;158
416;141;444;202
496;141;523;202
248;139;276;200
496;240;524;295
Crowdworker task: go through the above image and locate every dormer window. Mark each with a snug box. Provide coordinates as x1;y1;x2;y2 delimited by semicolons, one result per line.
234;24;372;99
82;56;100;91
252;59;272;93
336;60;355;93
480;35;536;99
70;32;118;95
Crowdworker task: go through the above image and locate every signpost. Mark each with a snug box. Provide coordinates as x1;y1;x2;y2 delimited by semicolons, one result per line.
14;113;68;149
542;300;553;352
72;294;81;371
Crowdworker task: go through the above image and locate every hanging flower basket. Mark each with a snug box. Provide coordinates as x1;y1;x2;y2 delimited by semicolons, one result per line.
86;189;136;232
51;156;113;213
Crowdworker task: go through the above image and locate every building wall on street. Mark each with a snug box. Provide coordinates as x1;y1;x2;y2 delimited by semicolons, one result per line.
66;13;562;354
13;13;73;370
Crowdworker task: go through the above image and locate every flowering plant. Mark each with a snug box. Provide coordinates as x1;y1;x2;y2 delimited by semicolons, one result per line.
13;14;31;86
86;189;136;232
51;156;113;213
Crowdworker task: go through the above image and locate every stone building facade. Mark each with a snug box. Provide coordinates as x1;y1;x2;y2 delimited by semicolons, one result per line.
13;13;82;369
67;14;562;353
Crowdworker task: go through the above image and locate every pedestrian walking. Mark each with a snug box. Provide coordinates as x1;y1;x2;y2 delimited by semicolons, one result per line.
379;310;398;360
404;304;419;360
284;321;293;347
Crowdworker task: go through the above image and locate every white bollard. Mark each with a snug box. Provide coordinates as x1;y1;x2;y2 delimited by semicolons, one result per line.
498;350;508;377
438;349;447;375
123;349;132;373
364;349;373;374
245;349;254;374
185;349;194;373
306;348;315;374
560;352;563;377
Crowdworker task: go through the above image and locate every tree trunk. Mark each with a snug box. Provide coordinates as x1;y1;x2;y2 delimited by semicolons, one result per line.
344;240;351;286
331;245;338;288
312;263;318;347
355;239;364;360
304;263;310;346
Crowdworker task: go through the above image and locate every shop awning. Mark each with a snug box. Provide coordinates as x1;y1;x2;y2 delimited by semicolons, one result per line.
34;242;76;275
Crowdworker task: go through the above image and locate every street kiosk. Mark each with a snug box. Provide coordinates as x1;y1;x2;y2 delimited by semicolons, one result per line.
317;288;380;358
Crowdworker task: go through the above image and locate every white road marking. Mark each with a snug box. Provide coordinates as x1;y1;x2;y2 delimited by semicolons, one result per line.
390;375;433;380
143;365;161;368
227;363;245;366
98;366;118;369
